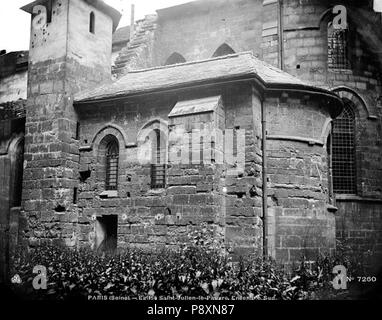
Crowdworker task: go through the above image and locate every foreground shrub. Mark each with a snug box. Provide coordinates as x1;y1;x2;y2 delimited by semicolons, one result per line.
11;242;368;301
289;239;379;300
11;243;320;301
11;228;373;301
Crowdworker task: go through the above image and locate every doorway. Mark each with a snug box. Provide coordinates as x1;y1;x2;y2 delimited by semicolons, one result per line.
95;215;117;253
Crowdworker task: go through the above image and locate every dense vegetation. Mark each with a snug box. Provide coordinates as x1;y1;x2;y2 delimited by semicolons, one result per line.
10;226;374;300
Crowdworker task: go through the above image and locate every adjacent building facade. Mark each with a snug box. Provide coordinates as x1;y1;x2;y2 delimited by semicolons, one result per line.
1;0;381;282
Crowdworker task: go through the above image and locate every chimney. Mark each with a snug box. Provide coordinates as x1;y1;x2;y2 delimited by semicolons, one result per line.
130;4;135;40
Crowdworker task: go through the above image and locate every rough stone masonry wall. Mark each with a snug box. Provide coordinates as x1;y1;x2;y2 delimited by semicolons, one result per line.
113;15;157;78
261;0;281;67
22;56;81;248
278;0;382;263
265;95;336;263
336;200;382;269
281;0;382;196
0;71;27;104
223;84;263;257
77;88;222;251
113;0;278;75
152;0;264;65
113;0;265;73
78;89;221;248
22;0;114;248
111;0;380;261
76;84;263;256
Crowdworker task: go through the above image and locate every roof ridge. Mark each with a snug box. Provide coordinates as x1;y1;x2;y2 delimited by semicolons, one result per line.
124;51;254;76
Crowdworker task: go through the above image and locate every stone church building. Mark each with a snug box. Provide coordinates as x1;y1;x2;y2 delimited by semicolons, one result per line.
0;0;381;282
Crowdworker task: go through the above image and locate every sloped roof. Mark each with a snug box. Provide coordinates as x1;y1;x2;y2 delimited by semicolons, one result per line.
75;52;340;105
112;26;130;45
169;96;221;117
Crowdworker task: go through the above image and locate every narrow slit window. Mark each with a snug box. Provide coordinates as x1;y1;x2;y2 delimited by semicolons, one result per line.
75;121;80;140
332;100;356;194
211;136;216;163
73;187;78;204
105;139;119;190
89;12;95;34
151;129;166;189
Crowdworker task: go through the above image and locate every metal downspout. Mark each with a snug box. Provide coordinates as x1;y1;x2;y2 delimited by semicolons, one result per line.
261;97;268;258
278;0;284;70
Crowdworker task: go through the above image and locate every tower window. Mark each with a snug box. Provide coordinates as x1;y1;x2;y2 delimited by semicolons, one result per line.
105;138;119;190
89;12;95;34
73;187;78;204
328;23;350;70
151;129;166;189
75;121;80;140
332;100;356;194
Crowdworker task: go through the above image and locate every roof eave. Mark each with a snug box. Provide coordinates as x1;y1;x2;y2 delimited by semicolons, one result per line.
265;84;344;118
74;75;262;105
74;74;343;119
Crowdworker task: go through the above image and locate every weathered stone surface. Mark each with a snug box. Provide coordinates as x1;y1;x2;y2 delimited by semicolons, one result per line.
19;0;115;254
0;0;381;278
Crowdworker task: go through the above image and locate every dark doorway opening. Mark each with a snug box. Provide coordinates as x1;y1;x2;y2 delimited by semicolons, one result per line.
95;215;117;253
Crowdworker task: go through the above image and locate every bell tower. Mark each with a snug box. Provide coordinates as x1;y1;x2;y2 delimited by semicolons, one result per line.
20;0;120;246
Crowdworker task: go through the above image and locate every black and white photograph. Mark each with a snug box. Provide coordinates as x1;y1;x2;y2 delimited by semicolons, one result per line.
0;0;381;311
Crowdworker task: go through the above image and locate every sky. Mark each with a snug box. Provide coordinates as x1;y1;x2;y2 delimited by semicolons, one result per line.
0;0;193;52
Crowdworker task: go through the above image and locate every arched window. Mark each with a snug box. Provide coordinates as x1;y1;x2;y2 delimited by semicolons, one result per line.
104;137;119;190
327;22;350;70
138;120;168;189
212;43;235;57
89;12;95;34
332;100;356;194
165;52;186;65
151;129;166;189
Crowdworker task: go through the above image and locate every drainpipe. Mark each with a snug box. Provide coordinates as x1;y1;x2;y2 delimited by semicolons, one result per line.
130;4;135;40
278;0;284;70
261;96;268;258
328;132;334;206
